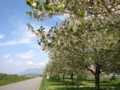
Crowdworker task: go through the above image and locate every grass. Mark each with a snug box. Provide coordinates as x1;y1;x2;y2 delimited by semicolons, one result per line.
39;77;120;90
0;73;34;86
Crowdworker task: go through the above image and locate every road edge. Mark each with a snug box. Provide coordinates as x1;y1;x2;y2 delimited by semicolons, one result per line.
37;77;43;90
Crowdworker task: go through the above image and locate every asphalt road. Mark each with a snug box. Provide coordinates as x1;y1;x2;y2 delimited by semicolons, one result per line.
0;77;42;90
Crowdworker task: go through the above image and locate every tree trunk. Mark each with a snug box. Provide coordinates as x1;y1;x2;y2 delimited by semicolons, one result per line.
86;65;101;90
58;75;60;80
95;66;101;90
84;75;87;81
95;74;100;90
77;75;79;80
63;75;65;81
71;73;74;84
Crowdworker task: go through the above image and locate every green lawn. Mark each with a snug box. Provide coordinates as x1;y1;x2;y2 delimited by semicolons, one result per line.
39;77;120;90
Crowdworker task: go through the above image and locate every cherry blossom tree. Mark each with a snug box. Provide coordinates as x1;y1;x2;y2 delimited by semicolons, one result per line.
26;0;120;90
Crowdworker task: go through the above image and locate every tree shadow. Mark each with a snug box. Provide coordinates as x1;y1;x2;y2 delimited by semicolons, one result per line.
56;87;120;90
49;81;85;86
55;87;107;90
100;83;120;90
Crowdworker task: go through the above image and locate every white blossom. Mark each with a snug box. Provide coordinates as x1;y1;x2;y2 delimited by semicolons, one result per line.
61;4;65;8
49;3;53;6
65;9;70;13
112;8;115;12
63;14;69;17
55;2;57;4
58;5;61;7
84;17;89;20
115;10;120;14
84;11;87;16
91;15;95;19
107;5;111;8
32;3;37;7
38;11;42;15
100;16;104;19
84;16;91;20
116;5;120;9
97;14;101;17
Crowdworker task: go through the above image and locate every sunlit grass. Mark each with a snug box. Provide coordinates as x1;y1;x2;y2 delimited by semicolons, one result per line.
39;77;120;90
0;73;33;86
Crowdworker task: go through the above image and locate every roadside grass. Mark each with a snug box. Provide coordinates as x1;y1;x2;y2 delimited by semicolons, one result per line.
0;73;34;86
39;77;120;90
0;77;34;86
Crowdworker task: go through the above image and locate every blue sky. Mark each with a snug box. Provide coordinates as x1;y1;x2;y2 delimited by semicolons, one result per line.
0;0;64;74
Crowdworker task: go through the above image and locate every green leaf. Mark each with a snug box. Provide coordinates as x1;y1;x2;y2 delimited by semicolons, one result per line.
118;40;120;43
26;0;31;6
35;0;39;3
37;4;42;10
64;47;69;50
48;43;55;47
92;9;97;13
37;40;41;45
110;43;114;46
52;36;55;40
46;1;50;5
79;40;82;43
42;35;45;39
110;31;115;34
44;5;53;10
26;11;32;16
78;11;85;17
74;9;77;13
55;7;64;11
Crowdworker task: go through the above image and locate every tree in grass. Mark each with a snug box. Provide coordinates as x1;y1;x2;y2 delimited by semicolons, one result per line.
26;0;120;90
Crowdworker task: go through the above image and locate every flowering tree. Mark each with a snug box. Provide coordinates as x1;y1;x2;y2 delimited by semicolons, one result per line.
26;0;120;90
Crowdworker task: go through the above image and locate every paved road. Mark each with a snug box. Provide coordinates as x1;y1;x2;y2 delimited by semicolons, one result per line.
0;77;42;90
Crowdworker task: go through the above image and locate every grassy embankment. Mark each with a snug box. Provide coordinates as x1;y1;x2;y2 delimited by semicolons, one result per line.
0;73;33;86
39;77;120;90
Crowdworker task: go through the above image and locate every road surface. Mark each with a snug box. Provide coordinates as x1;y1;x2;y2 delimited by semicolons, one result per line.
0;77;42;90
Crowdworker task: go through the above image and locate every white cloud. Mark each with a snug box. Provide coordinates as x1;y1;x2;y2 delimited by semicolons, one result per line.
26;61;34;65
0;39;31;47
0;17;50;47
0;25;35;47
0;25;33;47
54;14;69;21
35;62;46;66
7;60;46;66
26;61;46;66
0;23;36;47
6;59;13;63
19;38;31;44
16;61;23;65
3;54;10;58
17;50;36;59
0;34;4;39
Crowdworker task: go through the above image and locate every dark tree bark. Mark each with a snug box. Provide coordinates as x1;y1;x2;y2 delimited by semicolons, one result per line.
86;65;101;90
77;75;79;80
63;75;65;81
71;73;74;84
57;75;60;80
94;65;101;90
84;75;87;81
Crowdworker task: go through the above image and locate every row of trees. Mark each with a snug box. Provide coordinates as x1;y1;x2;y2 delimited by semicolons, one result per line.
26;0;120;90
